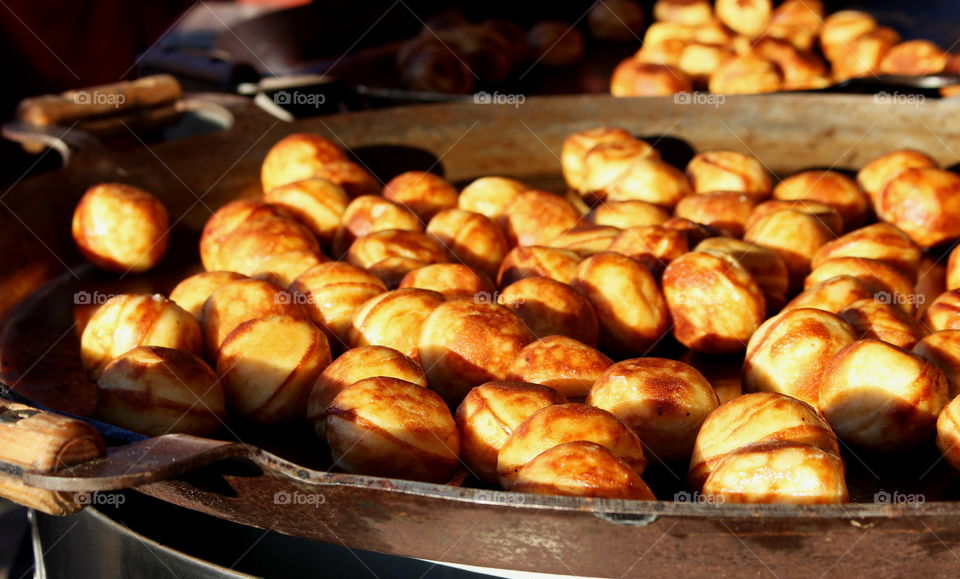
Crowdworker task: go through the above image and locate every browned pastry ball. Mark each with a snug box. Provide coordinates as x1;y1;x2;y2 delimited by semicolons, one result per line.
81;294;202;379
550;225;621;257
217;315;331;424
507;335;613;398
689;392;839;490
307;346;427;438
879;168;960;249
743;308;856;406
607;225;689;276
455;381;566;483
419;301;535;405
497;403;646;487
580;139;660;196
880;40;949;76
819;340;948;451
71;183;169;273
170;271;246;319
805;257;918;315
610;60;693;96
937;394;960;471
501;190;581;247
662;250;765;353
923;290;960;333
98;346;225;437
201;278;306;356
458;176;529;220
674;192;756;238
326;377;460;483
260;133;346;193
199;200;291;271
528;21;584;67
695;238;790;313
307;160;380;199
702;442;848;504
767;0;825;51
773;171;868;230
830;27;899;81
637;22;693;67
589;358;719;460
497;277;599;345
587;0;645;43
686;151;773;200
334;195;423;256
786;274;873;315
752;37;830;91
561;127;635;191
215;216;321;278
382;171;459;222
399;263;494;301
839;299;926;349
510;441;656;499
715;0;770;37
497;246;581;287
263;178;349;248
288;262;385;346
653;0;712;26
598;159;692;208
346;230;448;270
746;199;843;236
587;200;670;229
709;52;783;94
820;10;878;64
857;149;938;214
347;288;445;363
572;252;669;355
677;42;735;81
427;208;508;279
744;209;836;291
811;223;921;282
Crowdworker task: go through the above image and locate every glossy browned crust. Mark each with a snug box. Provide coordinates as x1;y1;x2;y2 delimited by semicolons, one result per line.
674;192;756;238
812;222;921;282
383;171;459;222
588;200;670;229
582;140;660;200
288;262;386;344
563;127;636;191
216;216;321;277
773;171;867;229
260;133;345;192
746;199;843;235
686;150;772;200
610;60;692;97
399;263;494;301
839;299;926;349
263;178;349;246
715;0;771;37
805;257;917;315
695;237;789;313
880;40;949;76
607;225;688;276
767;0;824;51
880;168;960;249
169;271;246;319
334;195;423;257
496;246;581;288
346;229;448;270
709;52;782;95
307;160;380;199
914;331;960;398
820;10;877;63
458;176;529;219
654;0;713;27
507;335;612;398
744;209;835;290
501;190;581;247
549;225;620;257
200;278;307;356
347;288;446;363
498;277;600;346
923;290;960;333
783;275;875;315
510;441;656;499
427;208;508;278
199;200;291;271
856;149;937;210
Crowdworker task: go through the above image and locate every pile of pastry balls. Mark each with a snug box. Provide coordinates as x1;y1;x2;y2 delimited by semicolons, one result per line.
611;0;960;96
70;128;960;504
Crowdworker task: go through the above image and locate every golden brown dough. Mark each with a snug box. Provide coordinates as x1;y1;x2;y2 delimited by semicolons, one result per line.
811;222;921;282
507;335;613;398
561;127;635;191
783;275;875;315
263;178;348;248
427;208;508;279
880;40;949;76
694;238;789;314
347;288;445;363
201;278;306;356
383;171;459;222
607;225;689;276
346;230;448;270
550;225;621;257
773;170;868;230
587;200;670;229
458;176;529;220
260;133;346;193
923;290;960;333
743;209;835;291
215;216;321;278
501;190;582;247
914;331;960;398
497;277;599;345
767;0;825;51
708;52;783;94
839;298;926;349
857;149;938;214
288;262;386;347
600;158;692;208
249;250;327;288
820;10;877;64
746;199;843;236
497;246;581;287
581;139;660;195
674;191;756;238
805;257;918;315
610;60;693;96
715;0;771;37
170;271;246;319
334;195;423;257
879;168;960;249
653;0;712;26
510;441;655;499
686;151;773;200
399;263;494;301
199;200;291;271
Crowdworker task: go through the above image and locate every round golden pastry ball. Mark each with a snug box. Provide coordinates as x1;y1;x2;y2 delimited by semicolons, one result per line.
600;159;692;209
880;40;949;76
767;0;825;51
326;376;460;483
587;200;670;229
307;160;380;198
419;301;535;405
589;358;719;460
458;176;529;220
653;0;712;26
857;149;938;213
677;42;734;81
715;0;770;37
805;257;917;315
216;216;321;278
501;190;581;247
662;250;765;354
170;271;246;319
880;168;960;249
636;22;693;67
752;37;830;91
607;225;689;276
689;392;839;490
81;293;202;379
497;403;646;487
97;346;225;437
561;127;634;191
572;252;669;355
333;195;423;256
773;170;868;230
201;278;306;356
783;275;871;315
507;335;613;399
249;249;326;288
674;191;756;238
497;277;599;345
702;442;848;504
744;308;856;407
681;350;743;404
820;10;878;63
497;246;581;287
937;394;960;470
346;230;448;270
581;139;660;195
456;381;566;483
307;346;427;438
199;200;291;271
510;441;655;499
686;151;773;200
368;257;429;289
812;222;921;282
217;315;330;424
287;262;385;345
708;52;783;94
71;183;169;273
695;237;789;313
347;288;445;363
744;209;835;290
382;171;458;222
915;331;960;398
746;199;843;236
263;178;348;247
839;298;925;349
830;27;898;81
550;225;620;257
260;133;346;193
610;60;692;97
427;208;508;279
923;290;960;333
820;340;948;451
587;0;644;43
399;263;494;301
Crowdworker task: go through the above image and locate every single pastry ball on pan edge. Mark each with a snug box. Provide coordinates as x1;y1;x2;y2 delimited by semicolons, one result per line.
260;133;346;193
510;441;656;499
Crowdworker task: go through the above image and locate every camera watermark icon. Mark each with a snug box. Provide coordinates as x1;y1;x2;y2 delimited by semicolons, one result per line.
874;490;925;506
75;492;126;507
473;91;525;108
674;91;725;108
674;491;725;504
475;290;525;307
874;290;925;307
274;290;313;306
670;292;723;306
73;91;126;109
274;91;326;107
874;91;925;108
74;290;117;305
274;490;325;507
474;490;528;505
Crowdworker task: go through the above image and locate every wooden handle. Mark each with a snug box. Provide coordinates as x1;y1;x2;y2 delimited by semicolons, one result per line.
0;400;105;515
16;74;183;127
